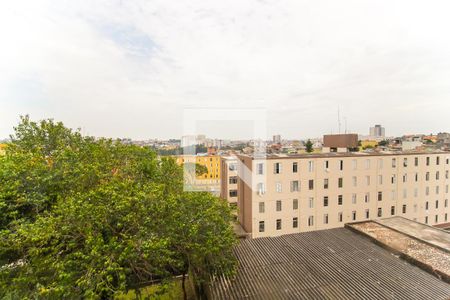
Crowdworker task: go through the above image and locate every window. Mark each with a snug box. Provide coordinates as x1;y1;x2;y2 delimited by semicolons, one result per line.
403;189;407;199
276;219;282;230
338;212;343;222
229;190;238;197
291;180;299;192
309;179;314;190
352;193;357;204
425;216;428;224
324;160;329;170
339;160;344;171
445;199;448;208
435;215;438;223
274;162;282;174
437;156;440;165
309;197;314;208
415;173;418;182
436;186;440;194
323;214;329;224
391;206;395;215
352;159;357;170
229;176;238;184
392;158;397;168
276;182;282;193
436;171;440;180
414;188;418;198
426;187;430;196
259;221;265;232
292;162;298;173
324;178;329;189
414;157;419;166
436;200;439;209
323;196;329;207
308;216;314;226
293;217;298;228
377;208;382;217
338;177;343;188
402;204;406;214
378;191;383;201
426;172;430;181
403;158;408;167
365;159;370;170
257;163;264;175
293;199;298;210
365;193;370;203
366;176;371;186
259;202;265;213
229;163;237;171
446;213;448;222
276;200;282;212
426;157;430;166
352;211;356;221
391;190;396;200
257;183;266;195
446;171;449;179
338;195;343;205
378;175;383;185
391;174;396;184
308;161;314;172
352;176;357;187
365;209;370;219
378;158;383;169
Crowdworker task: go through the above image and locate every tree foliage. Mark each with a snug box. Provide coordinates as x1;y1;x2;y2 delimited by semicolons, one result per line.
0;116;236;299
305;139;314;153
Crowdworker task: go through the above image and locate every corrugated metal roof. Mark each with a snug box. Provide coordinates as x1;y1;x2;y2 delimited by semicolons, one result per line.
208;228;450;300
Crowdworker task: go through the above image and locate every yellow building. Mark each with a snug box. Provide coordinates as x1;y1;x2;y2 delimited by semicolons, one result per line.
360;140;378;150
0;144;6;156
175;155;221;180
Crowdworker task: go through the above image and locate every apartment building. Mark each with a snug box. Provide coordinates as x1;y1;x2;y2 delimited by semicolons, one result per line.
232;151;450;238
220;156;238;206
175;155;221;193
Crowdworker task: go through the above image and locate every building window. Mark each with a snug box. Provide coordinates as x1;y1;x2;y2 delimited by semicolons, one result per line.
309;179;314;190
274;162;282;174
366;176;371;186
391;174;396;184
324;178;329;189
293;199;298;210
308;161;314;172
229;176;238;184
403;174;407;183
352;159;357;170
259;221;265;232
378;175;383;185
391;206;395;215
378;158;383;169
426;172;430;181
425;216;428;224
378;191;383;201
229;163;237;171
436;200;439;209
339;160;344;171
403;189;407;199
415;173;418;182
392;158;396;168
436;171;440;180
338;195;343;205
445;199;448;208
352;176;357;187
365;159;371;170
437;156;440;165
229;190;238;197
403;158;408;167
324;214;329;224
259;202;265;213
309;197;314;208
435;215;438;223
324;160;329;170
257;183;266;195
276;200;282;212
276;182;282;193
426;157;430;166
352;211;356;221
377;208;382;218
365;209;370;219
414;188;418;198
323;196;329;207
291;180;299;192
425;201;429;210
426;187;430;196
293;217;298;228
308;216;314;226
445;213;448;222
338;212;343;222
352;193;357;204
414;157;419;166
338;177;343;188
257;163;264;175
402;204;406;214
365;193;370;203
436;186;440;195
391;190;396;200
276;219;282;230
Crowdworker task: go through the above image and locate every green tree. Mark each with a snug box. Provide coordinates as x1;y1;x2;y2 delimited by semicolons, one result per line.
0;116;236;299
305;139;314;153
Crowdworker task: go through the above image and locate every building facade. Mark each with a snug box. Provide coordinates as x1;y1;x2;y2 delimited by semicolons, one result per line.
232;152;450;238
175;155;221;193
370;125;386;138
220;156;238;205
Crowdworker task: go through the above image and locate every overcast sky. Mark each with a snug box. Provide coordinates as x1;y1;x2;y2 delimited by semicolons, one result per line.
1;0;450;140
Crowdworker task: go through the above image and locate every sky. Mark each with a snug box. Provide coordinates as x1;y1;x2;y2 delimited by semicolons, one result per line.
1;0;450;140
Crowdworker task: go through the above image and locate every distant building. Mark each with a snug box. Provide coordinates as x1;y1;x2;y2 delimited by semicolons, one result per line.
323;133;359;152
174;155;221;193
402;140;423;151
220;156;238;206
370;124;386;138
273;134;281;144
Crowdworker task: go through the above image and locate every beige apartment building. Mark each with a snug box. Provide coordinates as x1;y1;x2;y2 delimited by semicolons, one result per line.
232;151;450;238
220;156;238;206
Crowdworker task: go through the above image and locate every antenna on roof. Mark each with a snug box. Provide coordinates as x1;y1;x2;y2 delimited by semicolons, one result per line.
344;117;347;134
338;106;341;134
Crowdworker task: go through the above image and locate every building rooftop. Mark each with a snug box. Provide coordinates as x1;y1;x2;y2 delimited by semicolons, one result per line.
238;149;449;160
208;227;450;300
